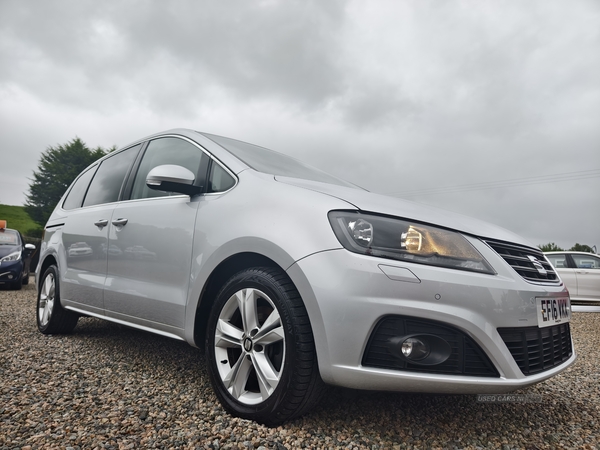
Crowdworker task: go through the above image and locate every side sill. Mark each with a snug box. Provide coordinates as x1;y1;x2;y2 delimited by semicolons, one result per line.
65;306;186;342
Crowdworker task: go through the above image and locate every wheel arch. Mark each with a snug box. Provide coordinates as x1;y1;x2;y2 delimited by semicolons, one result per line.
192;252;281;350
37;254;58;293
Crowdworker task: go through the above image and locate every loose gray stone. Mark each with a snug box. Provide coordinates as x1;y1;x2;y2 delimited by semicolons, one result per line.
1;282;599;449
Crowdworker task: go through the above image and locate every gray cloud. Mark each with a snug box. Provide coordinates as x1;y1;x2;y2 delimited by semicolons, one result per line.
0;0;598;249
0;0;348;113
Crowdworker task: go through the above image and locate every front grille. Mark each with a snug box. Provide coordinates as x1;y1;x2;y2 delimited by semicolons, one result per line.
498;323;572;375
363;316;499;377
485;240;559;284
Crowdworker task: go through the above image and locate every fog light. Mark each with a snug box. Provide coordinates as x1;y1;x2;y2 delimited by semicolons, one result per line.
401;337;429;361
8;275;13;280
388;333;452;366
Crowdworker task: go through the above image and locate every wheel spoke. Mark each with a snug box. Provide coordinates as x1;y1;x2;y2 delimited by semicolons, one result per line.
251;352;280;400
215;319;243;348
253;309;283;345
255;325;285;345
40;303;46;323
224;353;253;399
236;289;259;332
43;301;52;324
44;274;54;298
48;282;55;299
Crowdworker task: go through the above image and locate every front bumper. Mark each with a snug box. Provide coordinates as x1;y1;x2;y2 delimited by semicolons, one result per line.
0;260;23;285
287;239;575;393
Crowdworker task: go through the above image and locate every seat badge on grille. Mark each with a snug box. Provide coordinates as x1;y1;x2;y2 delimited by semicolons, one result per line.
527;255;547;276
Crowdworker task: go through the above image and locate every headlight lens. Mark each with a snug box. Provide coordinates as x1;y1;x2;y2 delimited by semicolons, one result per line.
0;251;21;263
328;211;494;274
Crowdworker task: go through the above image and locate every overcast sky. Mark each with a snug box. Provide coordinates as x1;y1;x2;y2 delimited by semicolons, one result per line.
1;0;598;250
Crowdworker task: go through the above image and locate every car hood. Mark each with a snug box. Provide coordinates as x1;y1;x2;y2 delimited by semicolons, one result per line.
0;244;20;259
275;176;533;247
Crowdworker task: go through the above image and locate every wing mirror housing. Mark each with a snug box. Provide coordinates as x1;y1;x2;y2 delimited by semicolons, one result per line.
146;165;203;196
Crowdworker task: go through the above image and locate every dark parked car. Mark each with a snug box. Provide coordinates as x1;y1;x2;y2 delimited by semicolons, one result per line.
0;220;35;290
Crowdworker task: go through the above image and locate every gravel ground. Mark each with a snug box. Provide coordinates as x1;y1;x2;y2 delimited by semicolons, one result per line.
1;281;599;450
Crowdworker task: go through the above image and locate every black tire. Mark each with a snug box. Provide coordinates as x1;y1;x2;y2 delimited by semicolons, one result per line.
206;267;324;426
22;269;30;285
37;265;79;334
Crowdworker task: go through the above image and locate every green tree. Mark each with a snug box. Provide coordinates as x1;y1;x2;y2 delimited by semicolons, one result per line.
569;243;594;253
538;242;564;252
25;138;110;225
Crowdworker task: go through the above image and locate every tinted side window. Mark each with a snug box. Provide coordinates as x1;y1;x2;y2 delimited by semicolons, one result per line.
131;137;208;200
63;165;98;210
547;254;567;268
572;254;600;269
83;145;140;207
208;163;236;193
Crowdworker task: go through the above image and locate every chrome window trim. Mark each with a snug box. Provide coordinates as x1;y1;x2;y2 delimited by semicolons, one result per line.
58;134;239;212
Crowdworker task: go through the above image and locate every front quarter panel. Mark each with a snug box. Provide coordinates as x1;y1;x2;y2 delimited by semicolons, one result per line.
184;171;351;343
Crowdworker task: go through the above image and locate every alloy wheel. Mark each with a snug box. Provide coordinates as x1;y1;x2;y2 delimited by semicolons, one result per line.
38;272;55;327
213;288;285;405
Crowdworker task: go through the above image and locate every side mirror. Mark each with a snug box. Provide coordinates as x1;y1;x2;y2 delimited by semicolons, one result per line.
146;165;203;196
24;244;36;251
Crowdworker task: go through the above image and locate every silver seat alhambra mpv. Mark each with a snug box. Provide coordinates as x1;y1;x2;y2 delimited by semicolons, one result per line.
36;129;575;425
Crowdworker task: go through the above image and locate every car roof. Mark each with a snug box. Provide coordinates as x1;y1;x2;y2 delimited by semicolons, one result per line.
80;129;253;180
544;251;599;256
122;128;252;175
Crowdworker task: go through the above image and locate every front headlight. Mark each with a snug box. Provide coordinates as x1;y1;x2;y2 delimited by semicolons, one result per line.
328;211;494;275
0;251;21;263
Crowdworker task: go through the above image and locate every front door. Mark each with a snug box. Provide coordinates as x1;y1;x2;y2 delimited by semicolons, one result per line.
103;197;200;332
103;136;209;334
571;253;600;301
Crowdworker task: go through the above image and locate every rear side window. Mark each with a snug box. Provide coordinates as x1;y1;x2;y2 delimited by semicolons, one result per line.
131;137;208;200
546;254;567;268
62;166;98;210
83;145;140;207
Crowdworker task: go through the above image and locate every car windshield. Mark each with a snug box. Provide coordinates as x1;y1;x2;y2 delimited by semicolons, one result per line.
0;230;19;245
202;132;359;188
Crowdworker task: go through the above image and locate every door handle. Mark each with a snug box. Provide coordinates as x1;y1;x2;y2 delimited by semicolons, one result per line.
112;218;129;227
94;219;109;229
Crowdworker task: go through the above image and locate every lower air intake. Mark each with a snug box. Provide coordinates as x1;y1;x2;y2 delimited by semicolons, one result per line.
363;315;499;377
498;323;572;375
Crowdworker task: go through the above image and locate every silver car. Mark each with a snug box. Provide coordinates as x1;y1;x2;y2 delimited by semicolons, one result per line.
36;129;575;425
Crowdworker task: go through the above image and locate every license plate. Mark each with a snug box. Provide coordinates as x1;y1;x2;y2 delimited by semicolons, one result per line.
536;297;571;328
